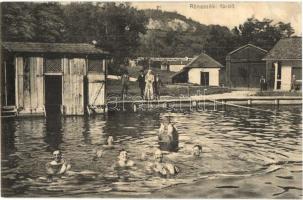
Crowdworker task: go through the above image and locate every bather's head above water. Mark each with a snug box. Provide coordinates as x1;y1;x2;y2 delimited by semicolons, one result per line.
117;150;135;167
53;150;62;162
118;150;129;162
192;145;202;157
162;115;172;124
154;149;163;163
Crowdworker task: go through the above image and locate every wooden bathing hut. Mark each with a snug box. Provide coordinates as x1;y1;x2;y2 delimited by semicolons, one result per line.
1;42;110;117
226;44;267;88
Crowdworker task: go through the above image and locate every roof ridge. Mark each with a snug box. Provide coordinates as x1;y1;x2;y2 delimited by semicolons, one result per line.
183;55;199;68
2;41;93;45
2;42;109;55
202;53;223;67
263;37;301;60
228;43;267;55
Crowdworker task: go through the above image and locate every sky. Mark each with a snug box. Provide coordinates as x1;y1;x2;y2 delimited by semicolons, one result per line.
132;1;301;35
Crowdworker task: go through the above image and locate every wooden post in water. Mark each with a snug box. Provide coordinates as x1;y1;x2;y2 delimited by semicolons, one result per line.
123;99;126;111
223;99;226;111
248;99;252;106
4;61;7;106
275;99;279;107
192;101;197;111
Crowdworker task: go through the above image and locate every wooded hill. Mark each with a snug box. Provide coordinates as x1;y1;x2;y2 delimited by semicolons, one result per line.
138;9;295;64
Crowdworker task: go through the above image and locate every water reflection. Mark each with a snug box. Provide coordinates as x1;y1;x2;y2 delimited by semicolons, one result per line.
1;105;302;197
45;114;63;152
1;119;16;161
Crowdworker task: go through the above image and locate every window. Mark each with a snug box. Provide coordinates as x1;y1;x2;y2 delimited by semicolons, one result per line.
88;59;103;73
44;58;62;73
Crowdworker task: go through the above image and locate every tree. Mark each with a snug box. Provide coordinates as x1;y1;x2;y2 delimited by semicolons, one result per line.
62;2;147;63
32;3;65;42
235;16;295;50
1;2;36;41
62;2;99;43
95;2;147;63
204;25;237;64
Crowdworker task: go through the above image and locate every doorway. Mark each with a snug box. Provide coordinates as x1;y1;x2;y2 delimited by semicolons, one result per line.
201;72;209;86
45;75;62;115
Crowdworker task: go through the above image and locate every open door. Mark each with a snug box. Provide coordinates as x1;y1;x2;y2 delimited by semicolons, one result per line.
45;75;62;115
201;72;209;86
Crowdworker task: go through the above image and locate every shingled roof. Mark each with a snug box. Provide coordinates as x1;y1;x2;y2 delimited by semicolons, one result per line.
183;53;223;69
172;53;223;79
2;42;109;55
263;37;302;60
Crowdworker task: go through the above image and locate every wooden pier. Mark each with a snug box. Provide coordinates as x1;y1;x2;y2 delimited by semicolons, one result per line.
107;96;302;112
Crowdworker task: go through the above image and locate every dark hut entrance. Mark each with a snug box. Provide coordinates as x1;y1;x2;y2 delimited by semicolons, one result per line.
201;72;209;86
45;75;62;115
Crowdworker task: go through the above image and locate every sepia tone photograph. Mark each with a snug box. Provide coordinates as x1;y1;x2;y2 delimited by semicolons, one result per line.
1;1;302;198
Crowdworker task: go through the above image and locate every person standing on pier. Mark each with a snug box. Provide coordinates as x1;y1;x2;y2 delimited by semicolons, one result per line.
291;74;297;92
121;71;130;99
260;76;266;91
154;73;163;100
137;70;145;99
144;69;155;100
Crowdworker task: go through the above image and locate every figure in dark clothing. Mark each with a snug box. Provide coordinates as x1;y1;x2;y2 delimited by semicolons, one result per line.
137;70;145;99
154;73;163;100
260;76;266;91
291;74;296;92
121;71;129;99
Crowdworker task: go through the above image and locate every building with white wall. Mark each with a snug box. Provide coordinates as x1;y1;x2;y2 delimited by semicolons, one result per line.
263;37;302;91
172;53;223;86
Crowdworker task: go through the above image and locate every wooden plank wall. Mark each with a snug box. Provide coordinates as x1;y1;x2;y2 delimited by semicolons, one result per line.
15;56;44;113
87;73;105;106
62;58;85;115
36;57;44;109
16;57;24;108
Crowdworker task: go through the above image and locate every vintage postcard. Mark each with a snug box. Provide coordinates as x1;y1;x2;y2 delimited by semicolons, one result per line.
1;1;302;198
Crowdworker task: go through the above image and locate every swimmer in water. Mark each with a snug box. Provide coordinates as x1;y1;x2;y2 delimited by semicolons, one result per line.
92;136;116;161
103;136;117;150
192;145;202;157
45;150;71;181
107;136;114;146
117;150;135;167
146;149;179;177
158;115;179;152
